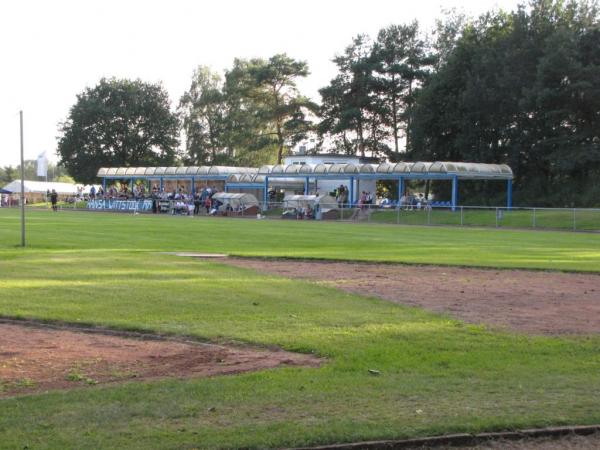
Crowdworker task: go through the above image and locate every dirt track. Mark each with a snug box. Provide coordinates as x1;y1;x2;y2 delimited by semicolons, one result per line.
0;322;320;397
223;258;600;335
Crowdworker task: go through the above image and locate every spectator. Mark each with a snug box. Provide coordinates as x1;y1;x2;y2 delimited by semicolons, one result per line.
193;194;202;215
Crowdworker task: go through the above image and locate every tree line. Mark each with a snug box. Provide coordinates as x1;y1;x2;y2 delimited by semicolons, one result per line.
0;161;72;186
55;0;600;206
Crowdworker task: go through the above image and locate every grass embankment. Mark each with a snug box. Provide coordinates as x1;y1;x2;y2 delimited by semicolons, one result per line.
0;209;600;448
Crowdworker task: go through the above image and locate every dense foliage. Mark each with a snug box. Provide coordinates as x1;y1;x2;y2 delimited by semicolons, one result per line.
57;78;180;184
411;0;600;206
179;55;315;166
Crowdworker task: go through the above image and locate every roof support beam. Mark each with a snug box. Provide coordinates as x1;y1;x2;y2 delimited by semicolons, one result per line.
451;176;459;212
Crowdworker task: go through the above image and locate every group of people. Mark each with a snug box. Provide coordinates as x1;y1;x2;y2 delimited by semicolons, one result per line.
88;185;104;199
400;193;429;210
358;191;375;209
150;185;222;216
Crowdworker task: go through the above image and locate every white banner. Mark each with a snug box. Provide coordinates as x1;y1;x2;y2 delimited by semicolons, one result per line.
36;151;48;177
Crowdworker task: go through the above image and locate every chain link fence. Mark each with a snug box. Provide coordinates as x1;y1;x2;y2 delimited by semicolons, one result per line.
20;199;600;232
257;202;600;232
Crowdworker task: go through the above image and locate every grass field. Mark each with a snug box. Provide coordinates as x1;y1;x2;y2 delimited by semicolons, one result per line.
1;209;600;449
368;207;600;231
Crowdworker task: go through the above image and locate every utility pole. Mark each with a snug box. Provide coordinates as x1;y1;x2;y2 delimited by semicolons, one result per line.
19;110;25;247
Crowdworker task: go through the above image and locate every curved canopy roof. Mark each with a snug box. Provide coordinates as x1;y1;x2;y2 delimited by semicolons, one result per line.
98;162;512;180
97;166;257;178
211;192;259;207
255;161;512;179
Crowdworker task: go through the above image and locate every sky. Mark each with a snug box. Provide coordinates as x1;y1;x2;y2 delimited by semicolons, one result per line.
0;0;522;167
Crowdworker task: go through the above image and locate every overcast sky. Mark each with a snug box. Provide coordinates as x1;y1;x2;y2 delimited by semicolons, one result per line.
0;0;522;167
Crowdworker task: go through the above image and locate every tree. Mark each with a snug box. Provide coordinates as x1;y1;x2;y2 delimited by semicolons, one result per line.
179;56;315;166
57;78;180;183
245;54;316;164
319;35;382;158
179;67;228;165
372;22;434;159
411;0;600;206
0;166;17;185
55;175;76;184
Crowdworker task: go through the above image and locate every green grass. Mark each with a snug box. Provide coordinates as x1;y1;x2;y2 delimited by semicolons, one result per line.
1;208;600;271
369;207;600;231
1;208;600;449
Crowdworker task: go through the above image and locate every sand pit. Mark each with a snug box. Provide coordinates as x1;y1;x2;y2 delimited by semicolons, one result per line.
0;322;320;397
222;258;600;335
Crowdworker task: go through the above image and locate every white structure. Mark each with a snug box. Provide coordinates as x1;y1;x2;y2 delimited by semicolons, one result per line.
283;154;377;197
2;180;80;195
1;180;101;201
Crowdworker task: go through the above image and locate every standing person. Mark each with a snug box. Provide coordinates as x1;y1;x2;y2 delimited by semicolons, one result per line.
50;189;58;212
359;191;367;210
193;193;201;215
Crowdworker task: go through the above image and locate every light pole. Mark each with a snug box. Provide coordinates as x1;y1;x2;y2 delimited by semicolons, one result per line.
19;110;25;247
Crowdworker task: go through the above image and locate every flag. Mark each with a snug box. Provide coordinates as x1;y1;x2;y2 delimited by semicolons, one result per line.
36;151;48;178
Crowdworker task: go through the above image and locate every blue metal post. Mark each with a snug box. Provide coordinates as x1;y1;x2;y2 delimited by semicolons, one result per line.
191;177;196;195
349;176;354;207
159;177;163;192
506;179;513;209
304;177;309;195
451;176;458;211
102;178;106;191
397;177;404;201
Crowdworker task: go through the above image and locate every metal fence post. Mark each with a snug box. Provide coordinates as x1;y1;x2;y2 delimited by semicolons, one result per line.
460;206;464;226
495;208;499;228
396;206;400;225
427;207;431;225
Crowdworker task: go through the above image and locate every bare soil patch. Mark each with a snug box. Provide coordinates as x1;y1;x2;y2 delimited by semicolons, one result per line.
223;258;600;335
449;432;600;450
0;322;320;397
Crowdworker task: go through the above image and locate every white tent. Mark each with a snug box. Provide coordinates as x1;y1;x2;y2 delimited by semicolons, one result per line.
1;180;101;196
283;194;338;212
211;192;259;210
2;180;79;195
